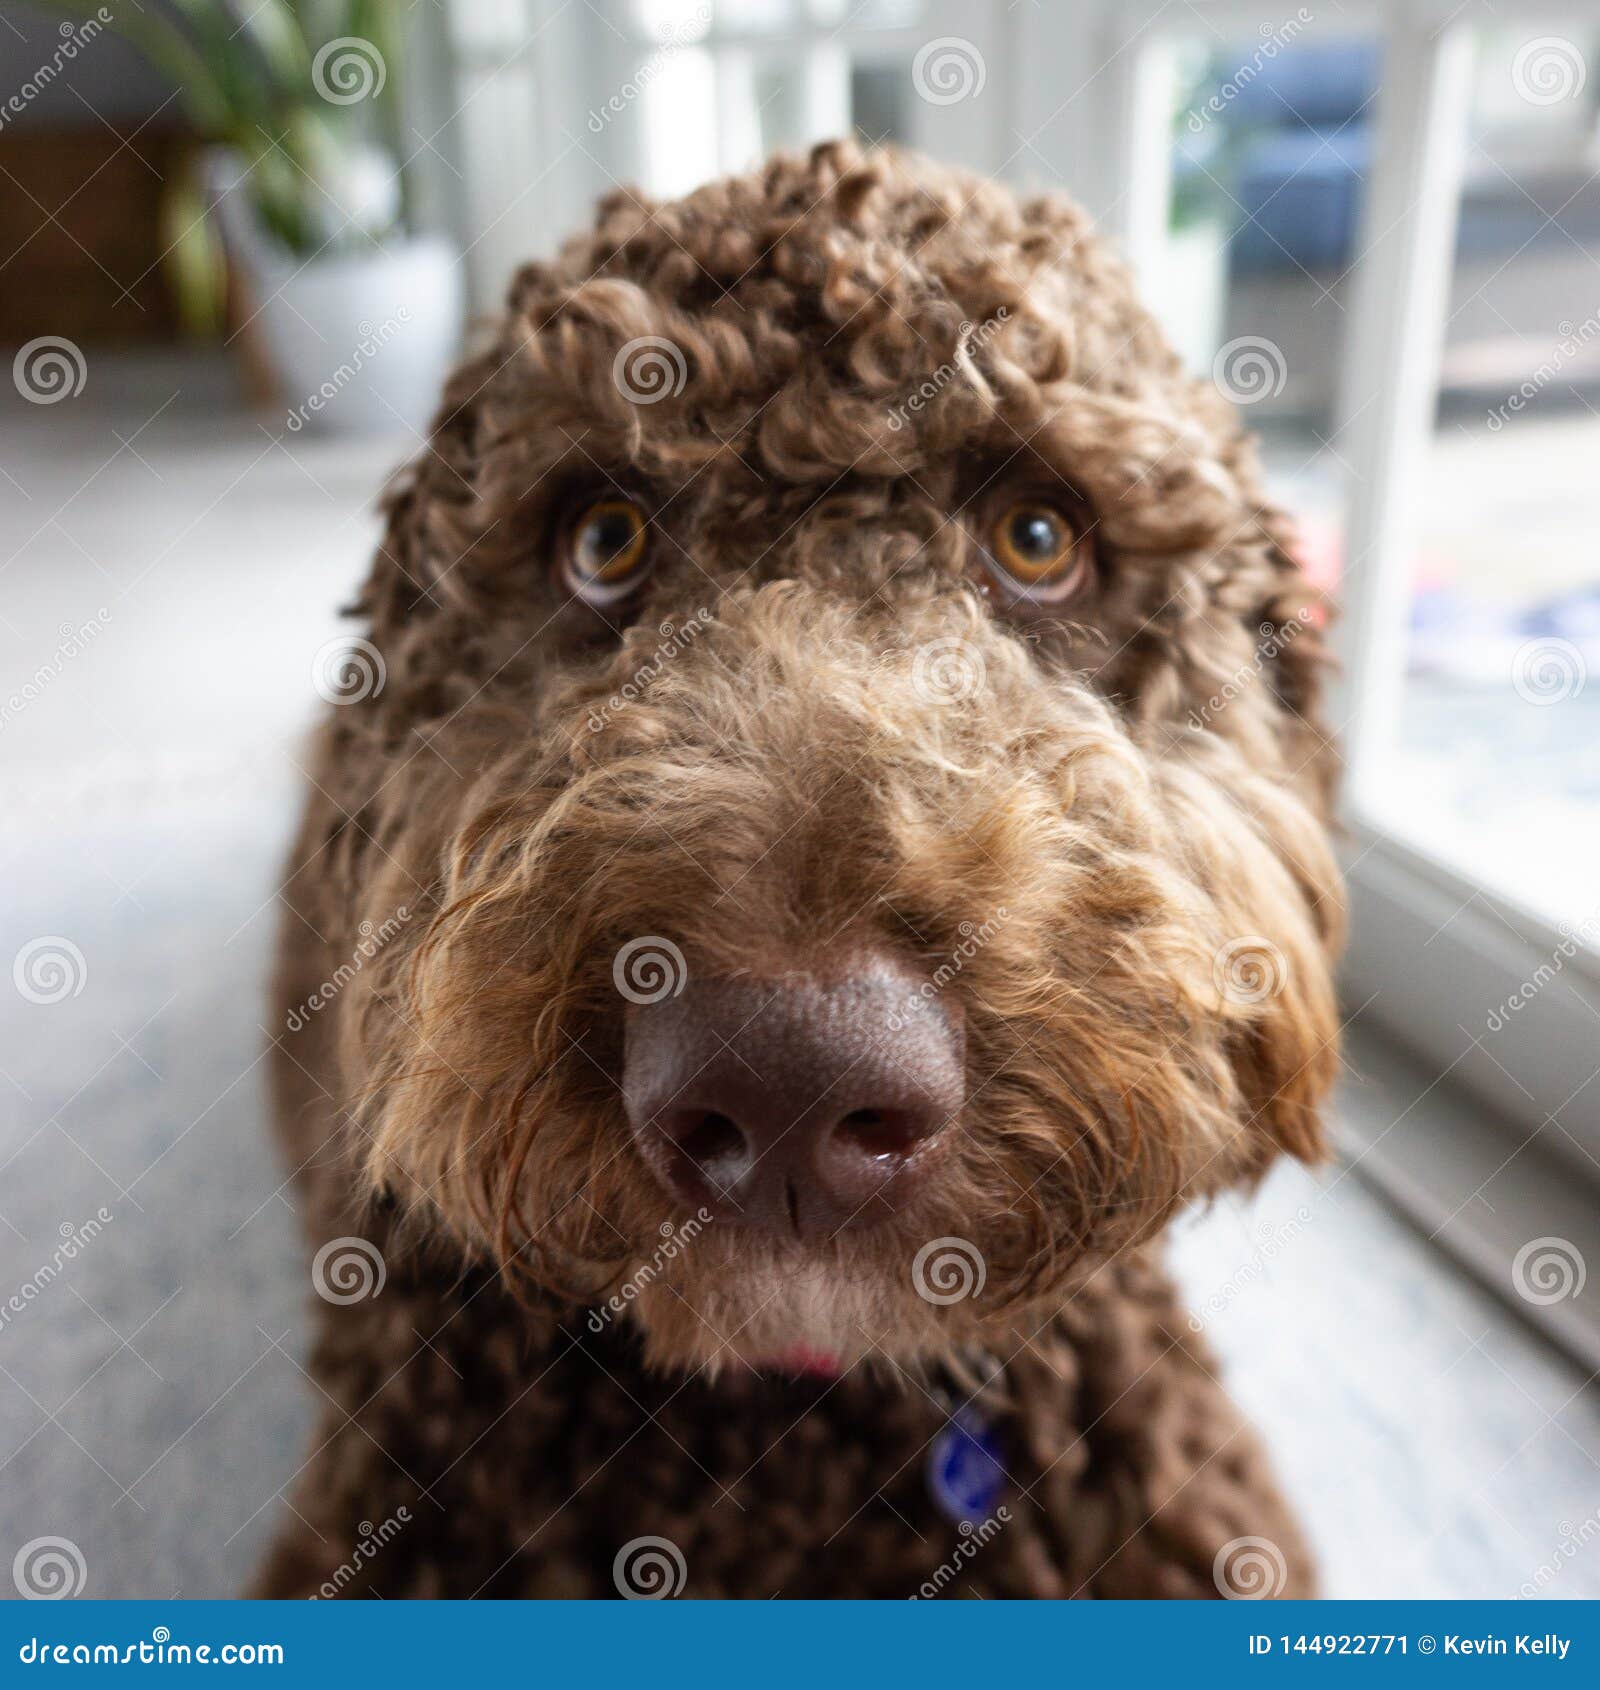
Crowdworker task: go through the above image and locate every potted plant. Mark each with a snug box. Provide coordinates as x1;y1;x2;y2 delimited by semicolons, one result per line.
43;0;462;433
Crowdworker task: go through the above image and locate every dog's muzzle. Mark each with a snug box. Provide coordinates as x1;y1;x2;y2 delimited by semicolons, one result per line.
621;954;965;1239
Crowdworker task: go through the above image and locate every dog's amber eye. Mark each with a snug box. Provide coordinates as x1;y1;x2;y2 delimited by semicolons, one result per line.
564;499;650;603
987;501;1089;602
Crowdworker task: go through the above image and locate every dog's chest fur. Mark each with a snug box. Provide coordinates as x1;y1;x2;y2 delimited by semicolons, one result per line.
256;1234;1301;1599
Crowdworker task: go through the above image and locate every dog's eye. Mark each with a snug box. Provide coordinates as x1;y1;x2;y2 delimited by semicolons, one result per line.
986;501;1090;602
563;498;651;604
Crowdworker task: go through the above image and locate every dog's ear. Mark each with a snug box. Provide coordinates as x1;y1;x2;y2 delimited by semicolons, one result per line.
1230;915;1341;1170
1213;786;1343;1171
1159;729;1344;1175
1247;501;1340;815
1201;392;1341;823
353;345;502;643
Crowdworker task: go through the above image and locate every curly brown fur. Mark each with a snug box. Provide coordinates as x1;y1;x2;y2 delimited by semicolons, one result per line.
258;141;1341;1599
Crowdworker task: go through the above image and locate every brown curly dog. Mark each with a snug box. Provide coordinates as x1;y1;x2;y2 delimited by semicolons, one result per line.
257;140;1342;1600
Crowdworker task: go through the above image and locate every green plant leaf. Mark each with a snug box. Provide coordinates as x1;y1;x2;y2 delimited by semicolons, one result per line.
229;0;314;97
41;0;409;256
161;174;227;338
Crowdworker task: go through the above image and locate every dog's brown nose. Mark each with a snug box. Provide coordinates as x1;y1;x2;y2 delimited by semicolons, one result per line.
621;956;965;1237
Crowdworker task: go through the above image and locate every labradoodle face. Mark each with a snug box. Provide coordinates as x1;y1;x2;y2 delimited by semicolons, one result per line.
318;143;1343;1377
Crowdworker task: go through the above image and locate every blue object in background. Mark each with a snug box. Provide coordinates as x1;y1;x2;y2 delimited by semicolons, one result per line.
1230;127;1372;273
1178;40;1379;277
1189;37;1600;278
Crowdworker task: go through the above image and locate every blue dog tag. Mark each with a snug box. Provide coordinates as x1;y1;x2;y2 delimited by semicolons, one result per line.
927;1406;1007;1525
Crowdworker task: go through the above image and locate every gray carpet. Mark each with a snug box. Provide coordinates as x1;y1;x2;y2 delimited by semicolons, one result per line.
1;771;313;1598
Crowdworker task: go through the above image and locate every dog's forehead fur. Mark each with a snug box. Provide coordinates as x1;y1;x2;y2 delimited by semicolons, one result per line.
403;157;1263;581
502;142;1202;487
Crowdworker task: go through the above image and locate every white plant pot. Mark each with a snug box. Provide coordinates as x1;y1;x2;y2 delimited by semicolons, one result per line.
257;237;463;436
207;151;463;436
